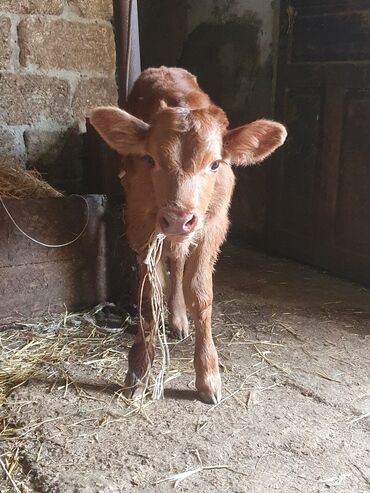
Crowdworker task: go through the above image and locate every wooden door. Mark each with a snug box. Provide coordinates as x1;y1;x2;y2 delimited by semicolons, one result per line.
268;0;370;285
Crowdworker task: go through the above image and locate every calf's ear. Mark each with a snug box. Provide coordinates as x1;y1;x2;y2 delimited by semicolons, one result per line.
223;119;287;165
90;106;149;156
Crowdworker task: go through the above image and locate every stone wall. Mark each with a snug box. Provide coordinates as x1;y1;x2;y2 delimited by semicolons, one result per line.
0;0;118;193
138;0;280;245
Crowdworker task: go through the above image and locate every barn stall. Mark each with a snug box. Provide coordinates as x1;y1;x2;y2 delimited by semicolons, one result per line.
0;1;369;492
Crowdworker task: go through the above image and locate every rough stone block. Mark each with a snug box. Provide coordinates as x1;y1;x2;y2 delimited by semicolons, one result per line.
18;18;116;73
72;77;118;120
0;0;63;15
68;0;113;20
24;128;83;191
25;129;70;164
0;16;11;70
0;74;70;125
0;128;16;156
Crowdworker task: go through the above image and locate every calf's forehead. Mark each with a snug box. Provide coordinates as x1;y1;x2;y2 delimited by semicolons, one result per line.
148;116;224;172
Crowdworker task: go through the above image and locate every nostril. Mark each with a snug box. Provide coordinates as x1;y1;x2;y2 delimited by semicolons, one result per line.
185;215;196;227
184;215;197;231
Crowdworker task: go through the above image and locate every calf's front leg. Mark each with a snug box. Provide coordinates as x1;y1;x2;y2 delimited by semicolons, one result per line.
124;256;156;398
168;255;189;340
184;246;221;404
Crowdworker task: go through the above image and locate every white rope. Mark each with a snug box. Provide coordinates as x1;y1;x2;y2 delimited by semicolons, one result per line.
0;195;90;248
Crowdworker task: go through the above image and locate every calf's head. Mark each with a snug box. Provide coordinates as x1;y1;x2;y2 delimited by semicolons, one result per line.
90;103;286;242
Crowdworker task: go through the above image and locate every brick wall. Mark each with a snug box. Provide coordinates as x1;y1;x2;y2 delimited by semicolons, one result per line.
0;0;118;193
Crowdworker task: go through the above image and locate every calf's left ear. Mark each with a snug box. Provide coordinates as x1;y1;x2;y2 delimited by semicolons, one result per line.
223;119;287;165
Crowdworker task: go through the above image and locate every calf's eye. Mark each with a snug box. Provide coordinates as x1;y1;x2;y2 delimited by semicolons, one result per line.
145;156;156;169
210;161;220;171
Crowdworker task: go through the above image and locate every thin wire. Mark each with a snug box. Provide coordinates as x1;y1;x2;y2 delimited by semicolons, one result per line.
0;195;90;248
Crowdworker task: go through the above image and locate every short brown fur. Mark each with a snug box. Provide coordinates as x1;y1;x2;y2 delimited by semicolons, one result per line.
90;66;287;403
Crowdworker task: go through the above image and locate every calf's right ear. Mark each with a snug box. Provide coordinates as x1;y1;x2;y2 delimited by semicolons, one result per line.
90;106;149;156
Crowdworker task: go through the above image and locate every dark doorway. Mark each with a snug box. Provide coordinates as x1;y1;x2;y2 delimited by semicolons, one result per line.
268;0;370;285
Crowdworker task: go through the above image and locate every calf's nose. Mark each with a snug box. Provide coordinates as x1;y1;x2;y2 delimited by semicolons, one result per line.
159;208;197;236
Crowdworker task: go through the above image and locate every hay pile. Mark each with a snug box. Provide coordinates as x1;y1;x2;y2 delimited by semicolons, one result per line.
0;160;62;198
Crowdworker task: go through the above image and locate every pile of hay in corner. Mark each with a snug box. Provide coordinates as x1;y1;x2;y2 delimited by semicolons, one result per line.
0;158;62;198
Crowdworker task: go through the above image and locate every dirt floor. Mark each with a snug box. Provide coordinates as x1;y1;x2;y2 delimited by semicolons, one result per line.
1;245;370;493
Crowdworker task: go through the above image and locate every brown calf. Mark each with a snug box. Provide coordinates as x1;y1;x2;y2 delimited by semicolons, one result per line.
91;67;286;404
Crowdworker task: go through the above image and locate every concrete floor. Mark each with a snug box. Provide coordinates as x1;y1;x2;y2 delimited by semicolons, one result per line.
1;245;370;492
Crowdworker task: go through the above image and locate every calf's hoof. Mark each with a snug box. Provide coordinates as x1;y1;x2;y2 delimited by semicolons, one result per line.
169;314;189;340
123;370;148;400
123;340;153;399
196;371;222;405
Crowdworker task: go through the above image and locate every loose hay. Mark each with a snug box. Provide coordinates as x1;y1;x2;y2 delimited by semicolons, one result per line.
0;304;130;406
140;233;169;400
0;302;183;491
0;161;62;199
0;306;132;492
0;234;171;410
0;456;22;493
